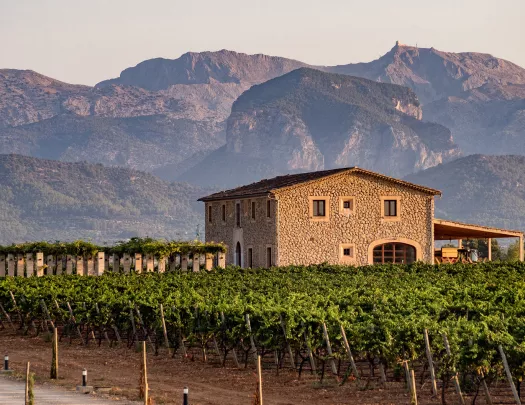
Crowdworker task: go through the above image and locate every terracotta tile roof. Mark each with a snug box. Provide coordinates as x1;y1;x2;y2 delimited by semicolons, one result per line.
198;167;441;202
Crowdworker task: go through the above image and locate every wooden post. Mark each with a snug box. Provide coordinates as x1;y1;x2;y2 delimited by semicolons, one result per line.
479;370;493;405
487;238;492;261
0;303;15;330
10;291;23;324
245;314;258;363
257;355;263;405
442;333;465;404
403;360;411;393
16;254;24;277
423;329;437;396
50;327;58;379
0;255;5;277
94;303;110;344
25;361;31;405
67;302;85;344
279;315;295;369
498;345;522;405
321;322;338;375
340;324;359;378
41;300;55;331
160;304;170;354
95;252;105;276
192;254;200;272
519;235;524;261
134;253;143;273
304;328;317;375
410;369;418;405
142;341;149;405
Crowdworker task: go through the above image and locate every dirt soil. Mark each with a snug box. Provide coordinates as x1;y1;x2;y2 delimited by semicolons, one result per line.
0;330;467;405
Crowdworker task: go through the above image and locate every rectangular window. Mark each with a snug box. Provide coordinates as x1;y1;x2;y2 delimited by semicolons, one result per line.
236;203;241;227
266;247;272;267
384;200;397;217
266;200;271;218
313;200;326;217
208;205;212;223
248;248;253;268
343;248;353;256
251;201;256;220
221;204;226;222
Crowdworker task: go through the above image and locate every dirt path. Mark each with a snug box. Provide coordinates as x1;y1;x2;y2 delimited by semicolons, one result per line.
0;330;446;405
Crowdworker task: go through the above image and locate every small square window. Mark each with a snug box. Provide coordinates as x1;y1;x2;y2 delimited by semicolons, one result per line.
340;243;355;263
343;201;351;209
313;200;326;217
343;248;352;256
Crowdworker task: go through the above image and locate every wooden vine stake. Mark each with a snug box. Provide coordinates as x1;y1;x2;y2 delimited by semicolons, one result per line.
279;315;295;369
159;304;170;355
410;369;418;405
25;361;34;405
50;327;58;379
245;314;258;363
256;354;263;405
403;360;412;393
423;329;437;396
321;322;338;376
340;324;359;379
479;370;493;405
139;341;150;404
442;333;465;405
498;345;522;405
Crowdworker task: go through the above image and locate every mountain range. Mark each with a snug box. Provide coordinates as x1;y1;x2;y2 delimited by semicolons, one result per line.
1;42;525;240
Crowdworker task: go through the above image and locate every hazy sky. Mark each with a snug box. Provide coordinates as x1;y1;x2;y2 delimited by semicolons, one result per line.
1;0;524;86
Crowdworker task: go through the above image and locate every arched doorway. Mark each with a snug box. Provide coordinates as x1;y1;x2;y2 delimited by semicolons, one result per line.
372;242;416;264
235;242;242;267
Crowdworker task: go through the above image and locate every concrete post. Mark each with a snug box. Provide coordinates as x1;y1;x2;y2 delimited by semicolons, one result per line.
123;253;131;273
65;255;74;275
169;255;177;272
134;253;142;273
95;252;105;276
218;252;226;268
181;255;188;271
36;252;44;276
16;254;24;277
76;256;84;276
25;253;34;277
7;254;15;277
0;255;5;277
145;254;154;272
55;256;64;275
205;253;213;271
457;239;462;249
104;254;109;272
158;257;166;273
86;255;94;276
46;255;55;276
192;254;200;272
110;254;120;272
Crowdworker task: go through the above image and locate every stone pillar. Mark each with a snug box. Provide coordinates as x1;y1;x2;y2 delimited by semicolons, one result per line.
7;254;15;276
85;255;95;276
168;255;177;272
111;254;120;272
192;254;200;272
46;255;55;276
520;235;524;262
134;253;142;273
181;254;188;271
218;252;226;268
95;252;105;276
36;252;44;276
55;256;63;275
205;253;213;271
487;238;492;261
123;253;131;273
104;254;109;272
66;255;74;275
76;256;84;275
145;254;154;272
158;257;166;273
16;254;24;277
25;253;34;277
0;255;5;277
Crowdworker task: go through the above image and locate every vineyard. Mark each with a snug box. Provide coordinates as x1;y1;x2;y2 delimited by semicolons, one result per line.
1;262;525;404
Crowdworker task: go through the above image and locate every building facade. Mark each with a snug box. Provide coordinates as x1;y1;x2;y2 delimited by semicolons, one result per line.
199;167;440;267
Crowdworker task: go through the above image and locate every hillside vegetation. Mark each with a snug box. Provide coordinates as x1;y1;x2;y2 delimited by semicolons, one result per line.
0;154;206;243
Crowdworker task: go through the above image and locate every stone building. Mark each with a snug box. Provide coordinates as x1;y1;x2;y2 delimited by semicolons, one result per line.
199;167;524;267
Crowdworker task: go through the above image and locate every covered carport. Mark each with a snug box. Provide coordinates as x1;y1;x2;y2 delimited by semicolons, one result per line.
433;218;524;261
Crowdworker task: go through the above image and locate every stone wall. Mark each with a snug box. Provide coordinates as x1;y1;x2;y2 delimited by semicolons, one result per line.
205;197;277;267
274;171;434;266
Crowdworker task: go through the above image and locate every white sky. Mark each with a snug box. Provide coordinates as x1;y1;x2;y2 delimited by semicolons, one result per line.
1;0;524;85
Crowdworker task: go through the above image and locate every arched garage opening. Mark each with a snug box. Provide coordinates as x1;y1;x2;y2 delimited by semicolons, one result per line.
368;238;422;264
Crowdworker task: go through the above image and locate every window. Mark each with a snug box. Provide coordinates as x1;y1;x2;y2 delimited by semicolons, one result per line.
208;205;212;223
221;204;226;222
235;242;242;266
236;203;241;227
339;243;355;263
248;248;253;268
339;197;355;215
266;200;271;218
380;197;400;221
251;201;256;220
266;247;272;267
313;200;326;216
373;243;416;264
384;200;397;217
343;248;352;256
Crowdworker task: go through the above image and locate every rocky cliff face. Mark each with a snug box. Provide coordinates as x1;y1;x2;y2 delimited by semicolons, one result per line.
181;68;460;187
